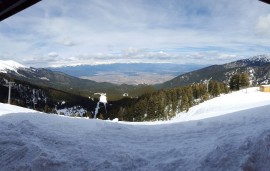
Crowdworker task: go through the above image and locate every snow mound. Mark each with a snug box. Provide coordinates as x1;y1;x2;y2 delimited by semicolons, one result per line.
0;60;27;73
200;129;270;171
0;103;36;116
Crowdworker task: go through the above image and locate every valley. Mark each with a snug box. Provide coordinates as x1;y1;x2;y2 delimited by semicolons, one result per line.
80;72;174;85
49;63;205;85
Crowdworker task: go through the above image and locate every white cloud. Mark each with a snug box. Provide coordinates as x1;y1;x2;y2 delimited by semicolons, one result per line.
1;0;270;67
63;40;76;46
256;14;270;35
48;52;59;58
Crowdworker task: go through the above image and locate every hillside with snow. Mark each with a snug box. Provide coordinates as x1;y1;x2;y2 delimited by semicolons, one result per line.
158;54;270;89
1;87;270;170
0;60;27;73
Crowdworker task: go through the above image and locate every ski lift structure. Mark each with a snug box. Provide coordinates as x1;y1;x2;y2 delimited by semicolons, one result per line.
93;93;108;119
4;81;14;104
205;77;212;92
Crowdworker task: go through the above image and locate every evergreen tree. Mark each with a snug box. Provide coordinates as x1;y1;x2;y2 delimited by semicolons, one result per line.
181;94;189;112
213;82;221;97
208;80;221;97
229;74;240;90
239;73;250;88
229;73;249;91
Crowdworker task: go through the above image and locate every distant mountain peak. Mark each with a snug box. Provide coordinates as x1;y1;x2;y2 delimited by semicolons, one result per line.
246;54;270;63
224;54;270;69
238;54;270;67
0;60;27;73
158;54;270;89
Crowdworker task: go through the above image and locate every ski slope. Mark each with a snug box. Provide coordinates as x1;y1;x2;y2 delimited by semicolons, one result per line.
0;87;270;170
173;87;270;122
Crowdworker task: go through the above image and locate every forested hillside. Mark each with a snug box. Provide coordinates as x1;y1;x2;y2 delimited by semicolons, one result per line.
2;66;155;101
110;81;229;121
157;55;270;89
1;71;229;121
0;73;97;116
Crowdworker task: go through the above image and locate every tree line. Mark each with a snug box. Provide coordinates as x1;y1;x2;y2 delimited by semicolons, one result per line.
109;81;229;121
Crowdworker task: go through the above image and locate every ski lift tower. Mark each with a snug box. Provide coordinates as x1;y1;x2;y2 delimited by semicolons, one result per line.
4;82;15;104
205;77;212;92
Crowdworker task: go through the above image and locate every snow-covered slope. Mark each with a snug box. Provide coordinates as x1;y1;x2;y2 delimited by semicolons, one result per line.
173;87;270;122
1;88;270;170
0;60;27;73
0;103;36;115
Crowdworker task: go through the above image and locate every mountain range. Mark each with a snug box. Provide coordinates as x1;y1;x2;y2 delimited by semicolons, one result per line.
45;54;270;89
1;54;270;93
49;63;206;85
1;54;270;114
0;60;155;100
1;54;270;97
157;54;270;89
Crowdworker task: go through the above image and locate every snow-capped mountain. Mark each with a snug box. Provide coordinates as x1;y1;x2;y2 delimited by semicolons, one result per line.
0;63;97;93
224;54;270;68
158;54;270;89
0;60;28;73
1;87;270;170
0;60;150;100
244;54;270;64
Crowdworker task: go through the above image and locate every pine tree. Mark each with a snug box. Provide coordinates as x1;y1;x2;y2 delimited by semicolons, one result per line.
230;73;249;91
213;82;221;97
208;80;219;96
229;74;240;90
181;94;189;112
239;73;250;88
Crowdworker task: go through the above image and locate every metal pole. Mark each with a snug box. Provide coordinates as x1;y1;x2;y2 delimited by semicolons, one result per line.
7;82;14;104
206;77;212;92
8;83;11;104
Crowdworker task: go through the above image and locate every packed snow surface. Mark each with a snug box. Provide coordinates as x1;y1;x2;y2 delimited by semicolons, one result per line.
1;87;270;170
0;60;26;73
173;87;270;122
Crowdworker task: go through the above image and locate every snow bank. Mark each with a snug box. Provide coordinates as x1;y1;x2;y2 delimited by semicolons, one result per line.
0;103;36;116
0;88;270;170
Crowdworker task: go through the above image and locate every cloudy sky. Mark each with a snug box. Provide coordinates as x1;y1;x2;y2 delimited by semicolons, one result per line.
1;0;270;67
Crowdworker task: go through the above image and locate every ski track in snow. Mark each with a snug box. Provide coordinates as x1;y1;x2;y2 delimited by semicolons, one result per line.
0;87;270;170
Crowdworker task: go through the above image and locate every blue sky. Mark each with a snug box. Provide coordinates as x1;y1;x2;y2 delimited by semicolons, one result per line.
1;0;270;67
